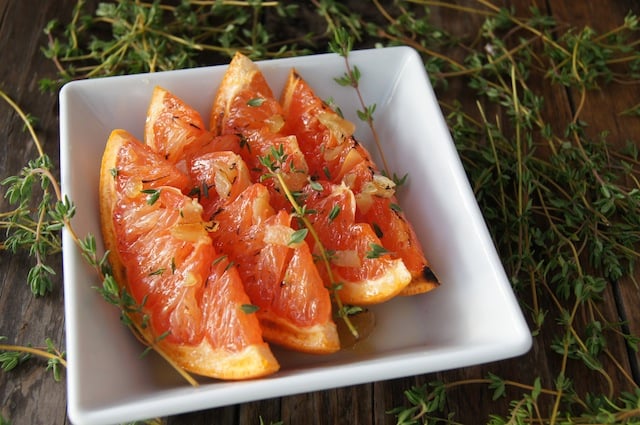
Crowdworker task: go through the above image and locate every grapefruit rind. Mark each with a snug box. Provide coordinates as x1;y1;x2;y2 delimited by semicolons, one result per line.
161;337;279;380
257;312;340;355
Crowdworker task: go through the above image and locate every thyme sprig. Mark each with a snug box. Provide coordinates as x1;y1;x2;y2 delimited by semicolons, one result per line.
40;0;310;89
366;2;640;424
0;88;198;387
0;336;66;382
329;26;391;178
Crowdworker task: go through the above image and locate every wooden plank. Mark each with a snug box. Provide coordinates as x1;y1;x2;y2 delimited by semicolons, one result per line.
382;1;640;423
1;1;638;424
548;0;640;386
0;0;81;423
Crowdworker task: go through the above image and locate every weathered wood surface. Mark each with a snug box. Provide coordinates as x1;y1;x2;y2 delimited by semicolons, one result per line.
0;1;638;424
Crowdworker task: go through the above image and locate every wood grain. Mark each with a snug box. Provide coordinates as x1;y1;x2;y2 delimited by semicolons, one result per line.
0;0;78;423
0;1;638;424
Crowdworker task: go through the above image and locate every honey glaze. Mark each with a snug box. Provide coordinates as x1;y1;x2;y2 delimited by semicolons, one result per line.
336;308;376;353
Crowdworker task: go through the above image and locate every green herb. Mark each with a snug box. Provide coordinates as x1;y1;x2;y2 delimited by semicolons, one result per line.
328;26;393;180
240;304;260;314
338;305;364;317
289;228;308;245
389;203;402;213
224;260;236;272
212;254;228;265
247;97;266;107
0;336;65;382
40;0;310;89
366;243;391;259
238;134;251;152
148;268;165;276
328;204;341;221
371;222;383;239
308;178;323;192
140;188;161;205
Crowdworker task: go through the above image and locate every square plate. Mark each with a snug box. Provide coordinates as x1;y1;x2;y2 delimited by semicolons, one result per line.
60;46;531;425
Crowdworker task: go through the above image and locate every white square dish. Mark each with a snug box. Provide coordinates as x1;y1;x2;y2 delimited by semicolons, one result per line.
59;46;531;425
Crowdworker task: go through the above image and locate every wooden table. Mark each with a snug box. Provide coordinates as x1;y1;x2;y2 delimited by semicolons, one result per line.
1;1;639;424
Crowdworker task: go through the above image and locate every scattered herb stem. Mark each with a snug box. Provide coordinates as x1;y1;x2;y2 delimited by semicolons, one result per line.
0;343;67;368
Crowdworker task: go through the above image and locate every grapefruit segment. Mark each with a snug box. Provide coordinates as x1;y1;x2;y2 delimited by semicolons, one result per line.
145;86;215;168
99;129;279;380
188;150;253;221
210;52;309;210
281;70;439;295
209;183;339;354
301;181;411;304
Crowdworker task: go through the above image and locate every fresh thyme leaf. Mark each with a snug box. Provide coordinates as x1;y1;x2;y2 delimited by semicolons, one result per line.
247;97;266;107
148;268;165;276
366;243;390;259
334;73;353;87
0;349;31;372
357;103;376;122
328;205;340;221
224;260;236;272
140;188;161;205
339;305;364;317
389;203;402;213
308;179;323;191
289;228;308;245
238;134;251;152
371;223;383;239
392;172;408;187
240;304;260;314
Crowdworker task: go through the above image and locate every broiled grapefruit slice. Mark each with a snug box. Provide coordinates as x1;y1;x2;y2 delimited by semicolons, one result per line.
210;52;309;210
281;70;439;295
343;161;439;296
145;86;215;167
141;81;338;352
99;129;279;380
209;183;339;354
301;181;411;304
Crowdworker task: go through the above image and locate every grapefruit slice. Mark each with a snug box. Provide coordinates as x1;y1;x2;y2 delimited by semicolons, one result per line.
143;81;339;353
210;52;309;210
301;180;411;304
99;129;279;380
281;70;439;295
209;183;340;354
145;86;215;167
